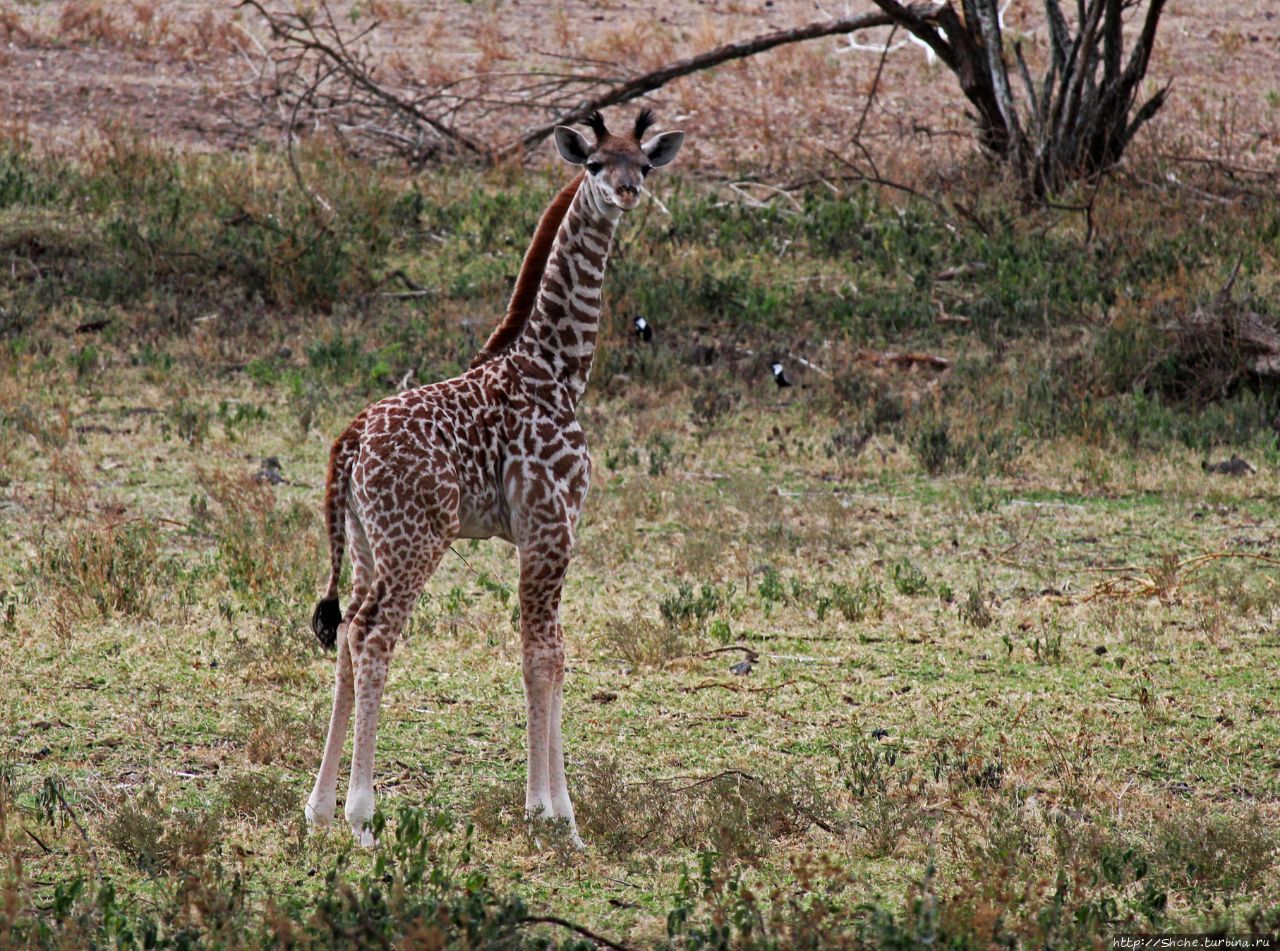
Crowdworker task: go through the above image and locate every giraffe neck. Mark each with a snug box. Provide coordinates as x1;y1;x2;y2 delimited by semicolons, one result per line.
511;176;620;408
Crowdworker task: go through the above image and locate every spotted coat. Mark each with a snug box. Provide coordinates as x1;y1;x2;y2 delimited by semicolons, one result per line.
304;110;684;847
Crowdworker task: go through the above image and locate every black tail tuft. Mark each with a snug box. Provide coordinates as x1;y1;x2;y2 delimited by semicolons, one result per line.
311;598;342;651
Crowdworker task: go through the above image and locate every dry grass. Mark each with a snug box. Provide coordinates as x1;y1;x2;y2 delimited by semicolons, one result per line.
0;136;1278;943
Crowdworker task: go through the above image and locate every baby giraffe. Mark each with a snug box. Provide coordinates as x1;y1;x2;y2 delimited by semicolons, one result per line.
305;109;684;846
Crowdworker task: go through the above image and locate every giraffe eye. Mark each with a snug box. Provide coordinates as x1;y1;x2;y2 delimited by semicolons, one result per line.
641;164;653;177
586;161;603;175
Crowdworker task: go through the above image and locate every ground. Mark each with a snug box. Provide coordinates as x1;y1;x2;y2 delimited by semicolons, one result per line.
0;2;1278;948
3;1;1279;169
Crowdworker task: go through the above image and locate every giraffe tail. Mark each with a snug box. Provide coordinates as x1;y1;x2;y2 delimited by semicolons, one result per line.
311;422;359;651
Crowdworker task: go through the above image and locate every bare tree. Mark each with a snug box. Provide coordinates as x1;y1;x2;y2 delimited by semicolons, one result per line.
866;0;1169;195
232;0;922;166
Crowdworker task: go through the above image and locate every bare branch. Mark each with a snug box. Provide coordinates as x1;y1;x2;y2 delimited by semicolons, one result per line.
854;24;900;145
519;916;633;951
503;7;932;157
864;0;956;67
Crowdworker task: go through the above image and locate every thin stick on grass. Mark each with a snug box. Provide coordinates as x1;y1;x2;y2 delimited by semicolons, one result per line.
24;827;56;855
1083;550;1280;602
519;916;632;951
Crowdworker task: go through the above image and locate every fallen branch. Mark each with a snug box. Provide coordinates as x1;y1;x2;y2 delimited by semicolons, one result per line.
520;916;632;951
934;262;990;282
1083;550;1280;602
856;349;951;370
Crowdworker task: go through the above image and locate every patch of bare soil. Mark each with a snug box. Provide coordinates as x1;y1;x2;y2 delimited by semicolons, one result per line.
1;1;1277;174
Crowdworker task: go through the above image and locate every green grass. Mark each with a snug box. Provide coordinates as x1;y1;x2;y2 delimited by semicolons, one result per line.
1;137;1279;946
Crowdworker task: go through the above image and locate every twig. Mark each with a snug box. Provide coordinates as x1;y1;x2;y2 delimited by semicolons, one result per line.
287;64;338;218
504;7;936;157
519;916;632;951
726;181;804;213
25;828;56;855
42;780;99;873
853;23;898;145
856;348;951;370
824;142;991;235
784;351;831;377
691;644;760;663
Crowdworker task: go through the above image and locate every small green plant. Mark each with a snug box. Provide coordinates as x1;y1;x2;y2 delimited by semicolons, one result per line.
604;438;640;471
220;770;297;822
195;468;315;614
1031;633;1061;663
29;522;168;626
890;558;930;596
646;432;676;476
820;576;886;623
708;618;733;644
959;578;995;629
68;343;100;381
0;588;19;631
104;786;222;876
165;397;212;446
659;581;726;632
839;735;922;853
757;566;787;612
474;571;512;607
217;399;269;439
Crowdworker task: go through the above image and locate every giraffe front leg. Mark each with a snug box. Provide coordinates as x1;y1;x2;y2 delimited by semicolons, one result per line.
522;643;558;824
518;534;583;849
546;637;584;849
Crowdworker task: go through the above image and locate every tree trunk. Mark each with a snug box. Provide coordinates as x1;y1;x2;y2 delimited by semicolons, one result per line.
866;0;1169;196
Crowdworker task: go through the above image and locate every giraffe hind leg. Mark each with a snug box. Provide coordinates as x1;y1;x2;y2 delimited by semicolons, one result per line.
344;518;458;846
306;510;374;828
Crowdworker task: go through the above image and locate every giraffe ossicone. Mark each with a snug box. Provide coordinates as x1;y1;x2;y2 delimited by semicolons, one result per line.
304;108;684;848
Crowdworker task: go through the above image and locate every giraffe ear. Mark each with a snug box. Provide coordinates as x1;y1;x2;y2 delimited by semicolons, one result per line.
642;130;684;168
553;126;592;165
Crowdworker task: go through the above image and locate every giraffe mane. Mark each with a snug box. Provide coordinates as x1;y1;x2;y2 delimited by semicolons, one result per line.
470;170;585;369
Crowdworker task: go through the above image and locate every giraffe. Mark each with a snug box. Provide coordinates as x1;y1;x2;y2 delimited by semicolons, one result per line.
304;109;684;847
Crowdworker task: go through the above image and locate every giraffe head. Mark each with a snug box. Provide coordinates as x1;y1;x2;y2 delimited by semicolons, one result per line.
553;108;684;213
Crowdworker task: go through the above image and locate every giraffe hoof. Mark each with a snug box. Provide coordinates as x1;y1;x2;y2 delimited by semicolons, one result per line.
305;801;334;828
525;811;585;852
352;825;377;849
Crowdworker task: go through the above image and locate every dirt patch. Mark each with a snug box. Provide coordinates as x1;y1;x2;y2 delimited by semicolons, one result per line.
2;1;1277;171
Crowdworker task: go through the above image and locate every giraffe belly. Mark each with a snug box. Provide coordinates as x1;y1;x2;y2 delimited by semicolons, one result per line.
456;500;513;542
454;457;513;542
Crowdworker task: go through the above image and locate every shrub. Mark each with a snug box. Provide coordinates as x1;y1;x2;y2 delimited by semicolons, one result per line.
28;522;170;629
910;416;972;476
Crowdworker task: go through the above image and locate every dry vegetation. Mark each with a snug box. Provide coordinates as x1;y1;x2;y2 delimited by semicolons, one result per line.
0;1;1279;947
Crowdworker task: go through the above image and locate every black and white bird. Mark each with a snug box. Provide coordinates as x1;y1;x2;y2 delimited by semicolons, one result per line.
632;315;653;342
770;361;792;387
